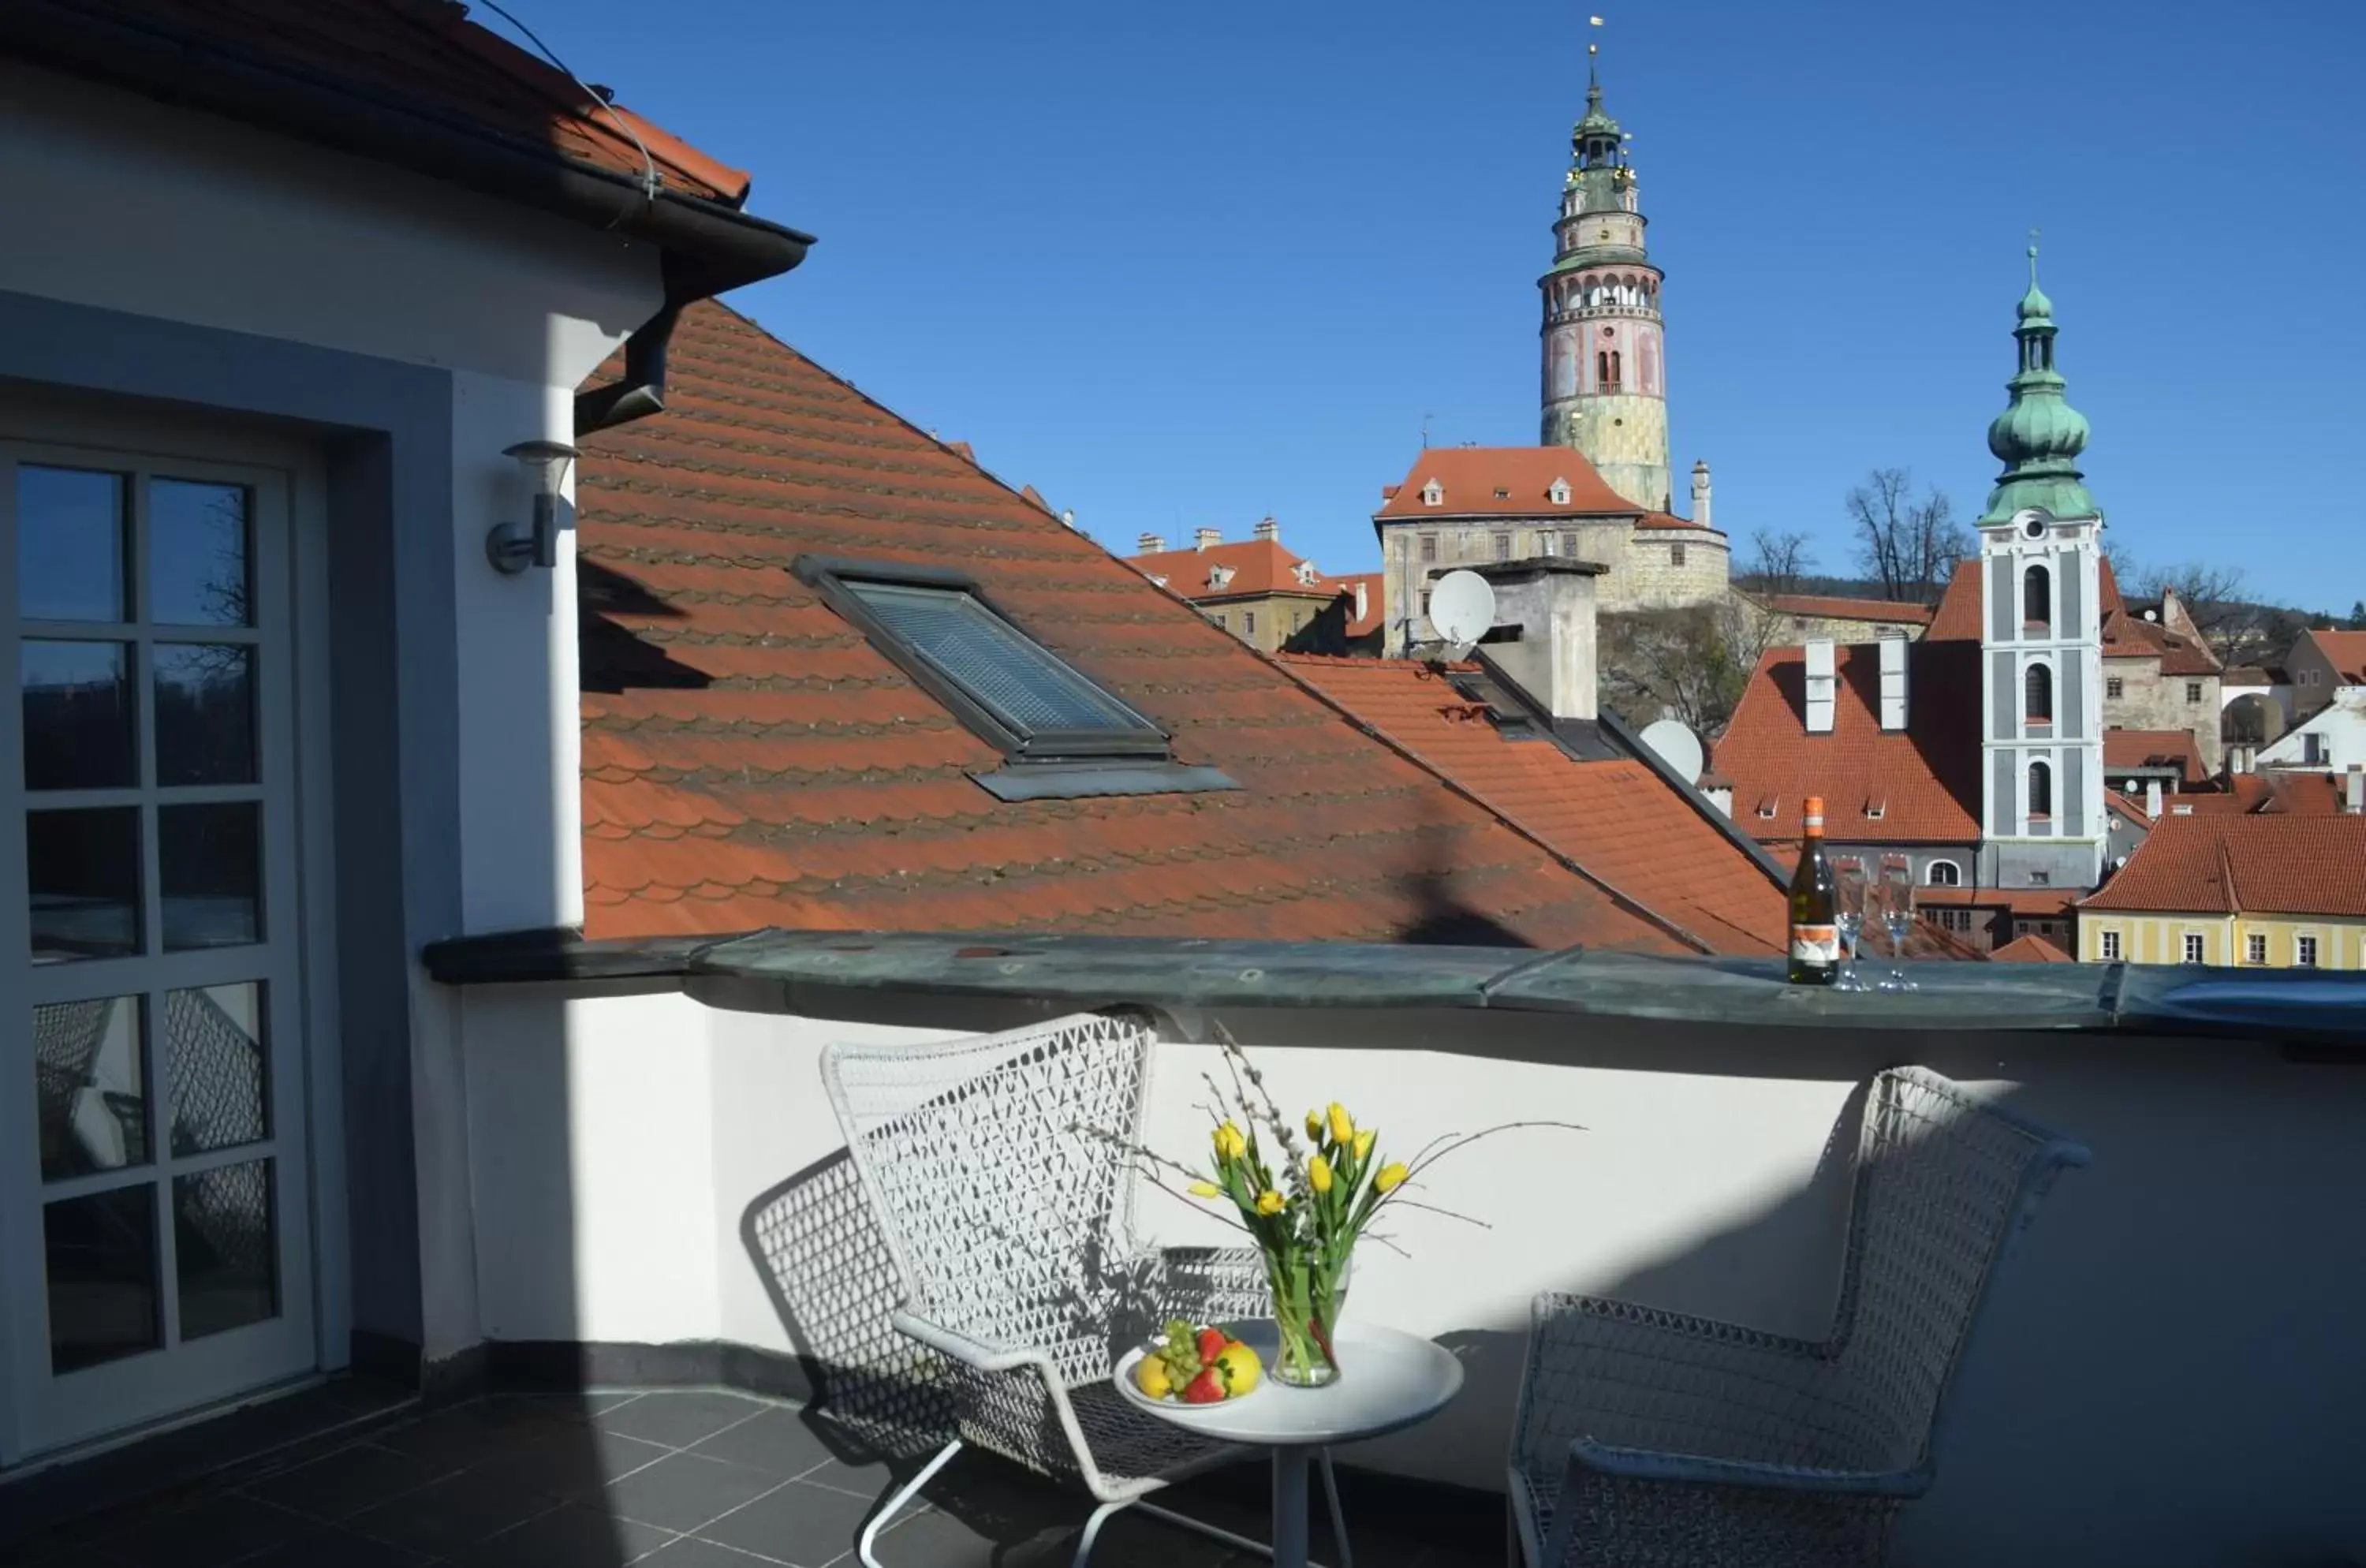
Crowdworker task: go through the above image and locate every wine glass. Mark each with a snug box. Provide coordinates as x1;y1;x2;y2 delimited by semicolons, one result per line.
1878;856;1918;991
1833;857;1869;991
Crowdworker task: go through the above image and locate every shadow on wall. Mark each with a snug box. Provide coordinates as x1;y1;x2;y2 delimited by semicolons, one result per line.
729;1038;2366;1568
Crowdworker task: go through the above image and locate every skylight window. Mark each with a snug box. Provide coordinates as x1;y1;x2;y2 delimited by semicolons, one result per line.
795;556;1240;801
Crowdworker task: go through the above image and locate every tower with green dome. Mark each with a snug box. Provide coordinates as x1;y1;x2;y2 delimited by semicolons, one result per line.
1538;49;1671;513
1975;245;2108;892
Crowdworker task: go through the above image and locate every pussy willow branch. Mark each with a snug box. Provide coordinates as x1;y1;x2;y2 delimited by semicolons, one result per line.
1403;1120;1587;1183
1213;1021;1313;1202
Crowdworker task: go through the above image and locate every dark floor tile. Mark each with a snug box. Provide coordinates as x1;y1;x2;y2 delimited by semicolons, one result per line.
796;1452;897;1500
85;1492;320;1568
345;1465;566;1556
451;1502;677;1568
237;1441;458;1522
598;1453;786;1533
639;1536;798;1567
368;1404;572;1471
476;1428;675;1502
231;1525;446;1567
593;1392;771;1450
691;1477;879;1566
495;1391;644;1422
685;1409;838;1478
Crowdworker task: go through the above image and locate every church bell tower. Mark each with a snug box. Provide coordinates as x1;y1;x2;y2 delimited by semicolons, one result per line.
1977;246;2108;892
1538;48;1672;513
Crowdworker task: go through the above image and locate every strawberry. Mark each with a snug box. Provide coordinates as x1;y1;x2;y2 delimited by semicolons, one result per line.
1196;1327;1227;1366
1181;1366;1226;1405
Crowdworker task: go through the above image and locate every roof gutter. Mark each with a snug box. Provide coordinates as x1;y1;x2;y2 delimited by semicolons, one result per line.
6;0;814;309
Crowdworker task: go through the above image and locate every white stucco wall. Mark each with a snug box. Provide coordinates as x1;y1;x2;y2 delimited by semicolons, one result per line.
2256;689;2366;773
453;984;2366;1567
1;60;660;938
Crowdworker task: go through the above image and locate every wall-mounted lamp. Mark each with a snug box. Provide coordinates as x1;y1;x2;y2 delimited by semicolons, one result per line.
486;439;581;573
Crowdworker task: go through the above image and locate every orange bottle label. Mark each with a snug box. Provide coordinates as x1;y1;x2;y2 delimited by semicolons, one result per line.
1790;924;1839;963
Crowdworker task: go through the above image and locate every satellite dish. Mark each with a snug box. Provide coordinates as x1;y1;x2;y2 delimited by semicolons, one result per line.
1428;569;1496;650
1639;719;1706;784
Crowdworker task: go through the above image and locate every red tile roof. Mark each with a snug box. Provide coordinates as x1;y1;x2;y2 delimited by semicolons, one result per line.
1712;640;1984;844
1927;555;2129;643
1635;511;1712;532
2144;772;2349;818
1276;656;1788;955
573;303;1687;953
2080;814;2366;918
2103;730;2207;785
1752;594;1935;626
1375;448;1644;521
1917;887;2077;917
72;0;752;203
1127;538;1337;603
1991;932;2073;962
2101;607;2220;676
2304;629;2366;685
2222;666;2276;688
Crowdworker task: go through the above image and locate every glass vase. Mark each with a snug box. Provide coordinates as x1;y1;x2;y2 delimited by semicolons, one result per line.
1263;1249;1349;1388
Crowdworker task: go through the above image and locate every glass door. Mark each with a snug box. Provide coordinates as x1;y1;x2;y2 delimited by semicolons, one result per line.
0;444;313;1461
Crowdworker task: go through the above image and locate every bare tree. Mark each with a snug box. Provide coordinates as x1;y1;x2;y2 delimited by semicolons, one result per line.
1597;599;1779;740
2117;554;2255;663
1845;468;1969;603
1739;528;1816;599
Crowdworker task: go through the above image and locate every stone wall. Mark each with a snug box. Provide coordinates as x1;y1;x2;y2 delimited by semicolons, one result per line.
2105;658;2223;775
1380;517;1726;651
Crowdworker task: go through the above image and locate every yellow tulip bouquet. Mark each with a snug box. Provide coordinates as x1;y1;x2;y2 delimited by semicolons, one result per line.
1095;1025;1577;1389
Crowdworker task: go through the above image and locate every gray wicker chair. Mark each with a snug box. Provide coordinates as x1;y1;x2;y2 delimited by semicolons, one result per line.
821;1011;1353;1567
1507;1066;2088;1567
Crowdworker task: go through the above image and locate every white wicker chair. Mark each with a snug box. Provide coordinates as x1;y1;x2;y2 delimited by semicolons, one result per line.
1507;1066;2088;1568
821;1012;1353;1567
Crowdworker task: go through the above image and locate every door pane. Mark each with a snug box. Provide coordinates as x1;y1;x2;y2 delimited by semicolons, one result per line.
28;806;140;962
34;995;148;1180
175;1159;278;1341
22;640;136;790
17;466;129;623
45;1184;162;1372
154;644;256;786
150;480;251;627
159;801;259;950
166;983;267;1155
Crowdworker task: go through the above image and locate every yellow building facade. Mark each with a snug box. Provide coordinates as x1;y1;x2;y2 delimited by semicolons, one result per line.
2077;911;2366;969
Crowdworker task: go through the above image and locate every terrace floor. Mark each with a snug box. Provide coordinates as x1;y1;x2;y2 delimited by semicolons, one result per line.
6;1387;1498;1568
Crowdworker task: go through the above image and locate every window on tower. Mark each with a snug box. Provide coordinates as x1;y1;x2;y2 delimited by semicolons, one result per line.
2025;663;2054;726
2023;563;2051;629
1610;349;1623;386
1418;533;1438;564
1595;350;1610;385
2028;760;2054;820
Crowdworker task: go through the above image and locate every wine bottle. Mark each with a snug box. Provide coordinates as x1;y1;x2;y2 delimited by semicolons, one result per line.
1787;794;1839;986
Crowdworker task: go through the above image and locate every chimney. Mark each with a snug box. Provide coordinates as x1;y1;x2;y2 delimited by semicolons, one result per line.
1804;639;1837;734
1137;532;1164;554
1690;459;1712;532
2145;778;2163;819
1253;516;1279;542
1061;508;1077;531
2347;764;2364;815
1195;527;1222;551
1878;637;1909;730
1353;581;1368;623
1472;558;1606;722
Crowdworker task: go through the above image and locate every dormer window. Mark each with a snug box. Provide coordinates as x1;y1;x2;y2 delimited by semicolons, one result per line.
1549;479;1572;505
1293;562;1319;586
1420;480;1443;506
1207;566;1234;592
1493;487;1510;500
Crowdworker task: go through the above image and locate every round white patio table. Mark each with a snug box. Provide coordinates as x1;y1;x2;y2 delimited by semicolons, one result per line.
1116;1319;1465;1568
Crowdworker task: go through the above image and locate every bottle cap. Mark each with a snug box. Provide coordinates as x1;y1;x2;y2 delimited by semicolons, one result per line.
1803;795;1826;831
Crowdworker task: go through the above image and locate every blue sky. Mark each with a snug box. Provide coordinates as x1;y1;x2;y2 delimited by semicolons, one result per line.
527;0;2361;613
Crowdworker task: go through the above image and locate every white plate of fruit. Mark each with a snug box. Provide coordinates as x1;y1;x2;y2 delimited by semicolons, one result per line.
1114;1319;1263;1412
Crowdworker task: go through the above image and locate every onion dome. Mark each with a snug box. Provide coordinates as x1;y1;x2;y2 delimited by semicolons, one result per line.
1979;246;2098;524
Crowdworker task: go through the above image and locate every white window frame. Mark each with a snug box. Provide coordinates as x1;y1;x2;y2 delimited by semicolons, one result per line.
2098;928;2122;961
0;413;339;1464
2182;931;2207;965
1924;860;1962;887
2246;931;2268;966
2296;932;2320;969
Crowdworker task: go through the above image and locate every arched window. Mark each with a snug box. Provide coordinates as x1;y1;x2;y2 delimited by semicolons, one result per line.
2023;562;2051;627
2028;760;2053;819
2025;662;2054;724
1925;861;1962;887
1610;349;1622;385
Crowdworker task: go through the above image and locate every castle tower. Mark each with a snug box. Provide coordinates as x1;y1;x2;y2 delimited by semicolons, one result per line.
1976;247;2107;891
1539;54;1671;513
